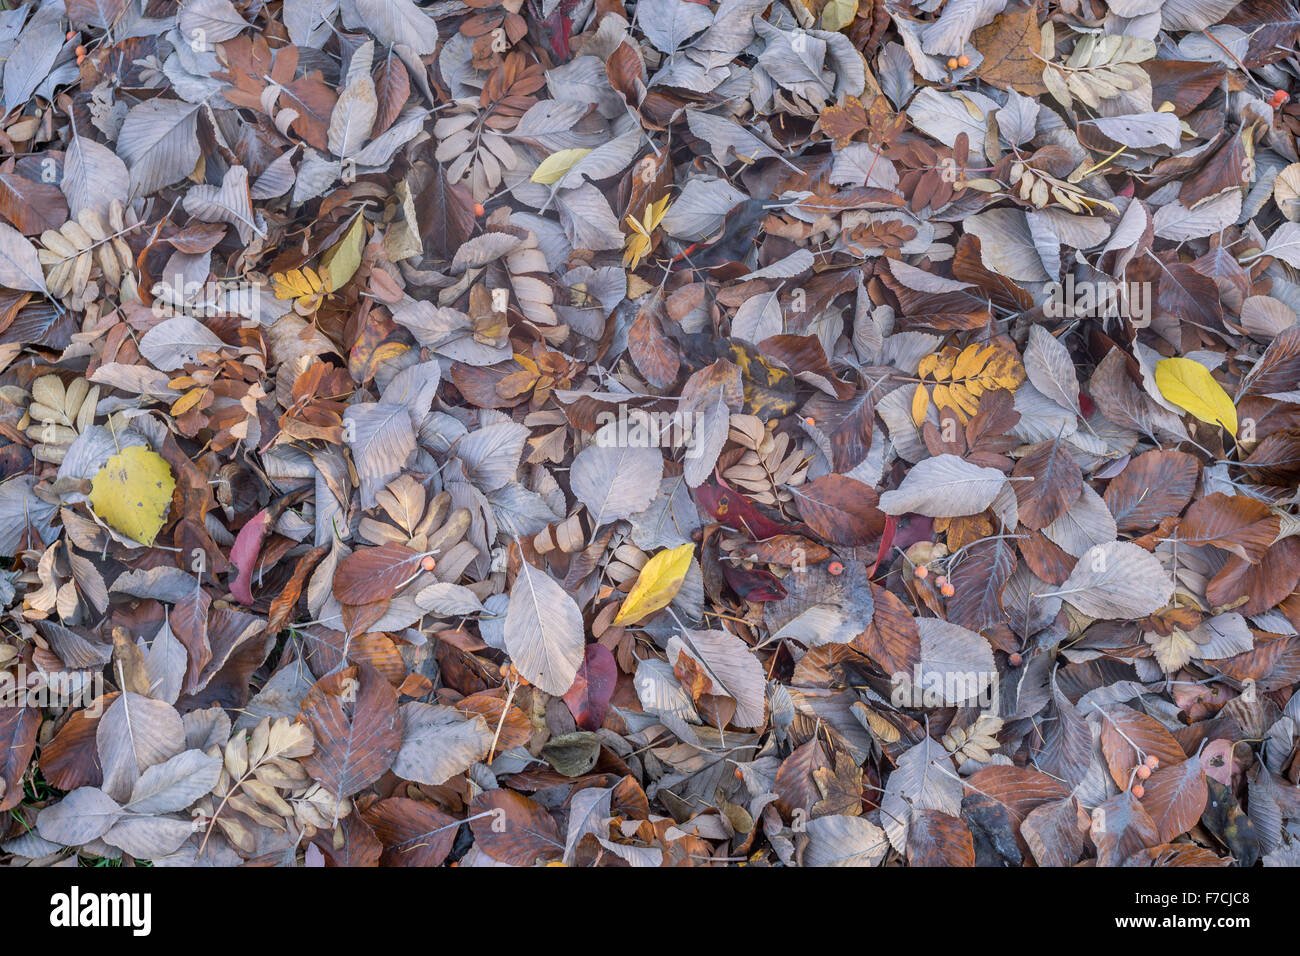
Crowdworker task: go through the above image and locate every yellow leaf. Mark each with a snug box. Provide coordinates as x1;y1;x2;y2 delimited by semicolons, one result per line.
271;269;311;300
531;148;593;185
613;544;695;625
821;0;858;31
321;215;366;293
910;383;929;427
623;196;672;270
170;387;207;417
89;445;176;546
932;345;960;381
1154;357;1237;435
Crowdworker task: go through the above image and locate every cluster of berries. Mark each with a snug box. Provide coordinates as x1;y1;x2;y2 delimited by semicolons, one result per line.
1131;755;1160;798
913;564;955;597
946;55;971;70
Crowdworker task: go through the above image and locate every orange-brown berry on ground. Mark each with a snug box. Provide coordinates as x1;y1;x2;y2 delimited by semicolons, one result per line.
914;565;928;579
940;582;955;597
421;555;437;571
947;57;958;69
1145;755;1159;769
1136;765;1151;780
1132;784;1145;798
957;55;970;67
1008;652;1022;666
828;560;844;575
474;203;486;216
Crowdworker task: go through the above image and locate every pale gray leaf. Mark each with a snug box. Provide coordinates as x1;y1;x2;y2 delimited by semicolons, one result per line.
505;560;585;695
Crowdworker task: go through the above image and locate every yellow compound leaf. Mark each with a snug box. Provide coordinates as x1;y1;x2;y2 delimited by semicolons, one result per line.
623;196;673;270
613;543;694;625
89;445;176;546
1154;357;1238;435
531;148;593;185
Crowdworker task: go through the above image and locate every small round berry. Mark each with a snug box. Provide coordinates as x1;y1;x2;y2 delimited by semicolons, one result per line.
957;55;970;67
1131;784;1145;798
1008;652;1022;667
914;565;929;579
473;203;486;217
828;560;844;576
804;416;816;426
75;45;85;56
947;57;959;69
934;574;949;588
1273;90;1290;107
940;582;955;597
1145;755;1159;770
1136;765;1151;780
66;31;75;40
421;555;437;571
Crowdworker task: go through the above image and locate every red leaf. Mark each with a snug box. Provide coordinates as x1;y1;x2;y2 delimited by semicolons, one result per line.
563;644;618;731
228;507;271;605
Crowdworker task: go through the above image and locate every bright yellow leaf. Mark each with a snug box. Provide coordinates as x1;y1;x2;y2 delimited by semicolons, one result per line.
320;215;366;293
89;445;176;546
1154;357;1237;435
530;148;593;185
613;543;694;625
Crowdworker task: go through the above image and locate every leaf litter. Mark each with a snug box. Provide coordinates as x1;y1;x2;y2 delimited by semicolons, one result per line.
0;0;1295;870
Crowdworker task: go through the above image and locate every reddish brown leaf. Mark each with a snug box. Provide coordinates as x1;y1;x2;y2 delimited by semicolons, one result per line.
1102;449;1199;532
333;543;425;605
299;663;400;799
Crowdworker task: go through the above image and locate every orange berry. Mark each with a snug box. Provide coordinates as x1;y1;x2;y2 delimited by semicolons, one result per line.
75;45;85;56
1136;765;1151;780
1272;90;1290;107
473;203;486;217
498;662;510;678
947;57;958;69
1145;755;1159;769
1131;784;1145;798
66;31;75;40
914;565;929;579
957;55;970;67
1008;652;1022;666
804;416;816;426
940;582;955;597
934;575;949;588
421;555;437;571
828;560;844;576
